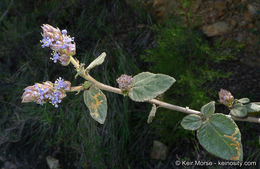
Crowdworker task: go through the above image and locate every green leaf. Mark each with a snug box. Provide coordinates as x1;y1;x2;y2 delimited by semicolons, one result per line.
86;52;106;71
201;101;215;118
128;72;175;102
237;98;250;104
246;103;260;113
147;104;157;124
197;114;243;161
230;103;247;118
83;86;107;124
83;81;92;89
181;114;202;131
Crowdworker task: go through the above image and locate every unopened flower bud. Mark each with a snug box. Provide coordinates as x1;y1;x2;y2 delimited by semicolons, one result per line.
22;86;38;103
116;74;133;91
66;43;76;55
41;24;61;39
58;54;71;66
219;89;234;106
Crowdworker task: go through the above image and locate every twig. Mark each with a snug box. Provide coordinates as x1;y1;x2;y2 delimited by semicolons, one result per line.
69;56;260;124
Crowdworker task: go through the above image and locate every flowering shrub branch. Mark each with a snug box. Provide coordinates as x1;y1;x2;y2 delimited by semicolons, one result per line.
21;24;260;162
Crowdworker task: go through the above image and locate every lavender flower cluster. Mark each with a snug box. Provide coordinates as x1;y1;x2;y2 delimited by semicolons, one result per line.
40;24;76;66
22;77;71;108
116;74;133;91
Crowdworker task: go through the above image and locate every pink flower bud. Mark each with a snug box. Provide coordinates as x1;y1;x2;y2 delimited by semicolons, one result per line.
219;89;234;106
43;81;53;88
116;74;133;91
41;24;61;39
63;81;71;92
58;54;71;66
22;86;37;103
66;43;76;55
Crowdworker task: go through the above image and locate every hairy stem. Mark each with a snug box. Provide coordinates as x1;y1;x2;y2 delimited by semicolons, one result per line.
69;56;260;124
70;86;84;93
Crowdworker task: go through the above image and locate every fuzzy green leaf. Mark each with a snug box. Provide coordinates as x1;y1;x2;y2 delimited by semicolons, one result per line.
147;104;157;124
83;86;107;124
181;114;202;131
201;101;215;118
237;98;250;104
128;72;175;102
86;52;106;71
230;103;247;118
246;103;260;113
197;114;243;161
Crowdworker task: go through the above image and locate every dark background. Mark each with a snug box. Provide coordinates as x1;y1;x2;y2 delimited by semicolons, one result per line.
0;0;259;168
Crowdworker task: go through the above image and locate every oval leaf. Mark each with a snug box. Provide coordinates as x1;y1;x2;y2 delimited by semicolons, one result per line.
86;52;106;71
128;72;175;102
201;101;215;118
197;114;243;161
147;104;157;124
83;86;107;124
230;103;247;118
246;103;260;113
237;98;250;104
181;114;202;131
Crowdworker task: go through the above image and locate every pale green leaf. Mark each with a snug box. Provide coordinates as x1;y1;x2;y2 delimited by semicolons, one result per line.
147;104;157;124
83;86;107;124
201;101;215;118
181;114;202;131
197;114;243;161
237;98;250;104
246;103;260;113
128;72;175;102
86;52;106;71
230;103;247;118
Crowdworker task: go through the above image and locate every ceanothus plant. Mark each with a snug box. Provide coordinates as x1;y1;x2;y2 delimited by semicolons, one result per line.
22;24;260;161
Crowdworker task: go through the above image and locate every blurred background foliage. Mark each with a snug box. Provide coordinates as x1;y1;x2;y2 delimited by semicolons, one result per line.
0;0;259;169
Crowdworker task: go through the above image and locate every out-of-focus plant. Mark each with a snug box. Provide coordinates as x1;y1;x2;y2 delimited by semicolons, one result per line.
22;24;260;162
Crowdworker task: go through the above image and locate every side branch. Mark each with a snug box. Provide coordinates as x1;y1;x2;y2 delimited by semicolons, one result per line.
69;56;260;124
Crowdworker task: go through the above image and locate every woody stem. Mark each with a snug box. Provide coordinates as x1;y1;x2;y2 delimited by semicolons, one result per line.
69;56;260;124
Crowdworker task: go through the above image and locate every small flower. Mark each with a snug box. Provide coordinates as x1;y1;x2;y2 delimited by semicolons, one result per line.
219;89;234;106
40;24;76;66
49;90;63;108
40;37;53;48
116;74;133;91
22;77;71;108
51;51;59;63
54;77;71;91
61;29;67;35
